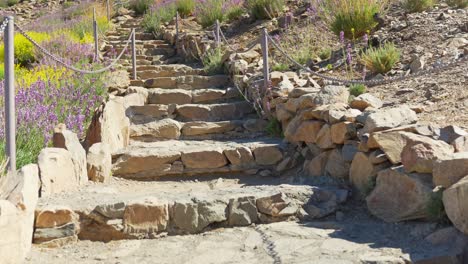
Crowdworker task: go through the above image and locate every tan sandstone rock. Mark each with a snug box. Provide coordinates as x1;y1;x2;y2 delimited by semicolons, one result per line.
224;147;255;166
123;198;169;233
325;148;350;180
443;176;468;235
433;152;468;188
366;166;433;222
38;148;78;197
363;106;418;133
87;143;112;183
253;146;283;165
305;151;331;177
331;122;357;144
315;124;336;149
284;117;323;143
35;206;78;229
350;93;383;111
350;152;391;194
181;148;227;169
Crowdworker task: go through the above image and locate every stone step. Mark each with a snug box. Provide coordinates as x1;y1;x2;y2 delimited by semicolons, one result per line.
112;138;287;179
144;75;230;89
33;178;347;244
129;118;266;141
145;87;239;105
107;39;166;45
134;64;205;78
127;101;255;124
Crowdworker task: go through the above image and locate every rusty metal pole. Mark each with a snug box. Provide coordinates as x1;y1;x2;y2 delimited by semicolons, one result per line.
261;28;270;93
4;16;15;171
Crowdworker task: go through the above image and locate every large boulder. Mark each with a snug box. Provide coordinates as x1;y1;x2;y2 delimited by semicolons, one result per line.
325;148;350;180
84;96;130;153
123;198;169;234
366;166;433;222
400;133;453;173
53;124;88;185
363;106;418;133
34;205;79;247
87;143;112;183
443;176;468;235
38;148;78;197
433;152;468;188
0;164;40;263
224;147;255;167
284;116;323;143
171;200;227;233
350;93;383;111
227;196;258;226
252;146;283;166
304;151;331;177
350;152;390;194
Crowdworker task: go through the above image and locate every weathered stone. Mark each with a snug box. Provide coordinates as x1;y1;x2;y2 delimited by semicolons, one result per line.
439;125;467;144
305;151;331;177
313;85;350;107
87;143;112;183
331;122;357;144
371;131;408;164
84;96;130;153
123;198;169;233
343;108;362;122
325;148;350;180
369;149;388;164
350;152;390;194
288;87;319;98
53;124;88;185
38;148;78;197
130;119;182;139
105;70;130;91
181;148;227;169
433;152;468;188
35;206;77;229
94;202;126;219
452;135;468;152
243;119;268;133
253;146;283;165
224;147;255;166
33;223;79;244
227;196;258;226
350;93;383;111
181;121;238;136
147;88;192;104
256;193;298;217
366;166;433;222
284;98;300;113
0;164;40;263
284;117;323;143
172;200;227;233
342;141;359;162
303;188;342;219
443;176;468;235
401;133;453;173
113;148;181;176
315;124;336;149
363;106;418;133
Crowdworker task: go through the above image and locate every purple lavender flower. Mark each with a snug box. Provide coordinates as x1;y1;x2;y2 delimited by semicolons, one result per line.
339;31;345;44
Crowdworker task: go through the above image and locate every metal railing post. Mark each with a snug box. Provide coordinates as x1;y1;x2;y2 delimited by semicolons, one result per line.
131;28;137;80
175;12;179;49
261;28;270;92
93;8;99;62
4;16;15;171
106;0;110;22
215;20;220;47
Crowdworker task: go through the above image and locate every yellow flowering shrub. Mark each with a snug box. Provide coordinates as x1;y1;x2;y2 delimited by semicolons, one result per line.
0;31;50;66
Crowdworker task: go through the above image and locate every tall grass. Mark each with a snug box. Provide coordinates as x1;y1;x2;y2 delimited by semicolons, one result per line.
177;0;196;17
202;46;225;75
402;0;437;12
312;0;388;39
129;0;153;15
360;43;400;74
246;0;284;19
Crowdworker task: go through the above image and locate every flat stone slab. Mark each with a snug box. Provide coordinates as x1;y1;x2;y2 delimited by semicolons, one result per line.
34;178;347;242
112;138;286;179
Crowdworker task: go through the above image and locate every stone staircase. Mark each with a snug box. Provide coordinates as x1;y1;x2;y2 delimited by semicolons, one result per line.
107;18;288;180
32;17;350;247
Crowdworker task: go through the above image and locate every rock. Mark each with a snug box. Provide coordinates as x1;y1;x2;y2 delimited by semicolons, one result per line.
425;227;464;246
371;131;408;164
278;78;294;93
171;200;227;233
443;176;468;235
439;125;467;144
0;164;40;263
305;151;331;177
400;133;453;173
243;119;268;133
94;202;126;219
256;193;298;217
369;150;388;164
409;55;425;73
325;148;350;180
350;152;390;194
182;121;238;136
433;152;468;188
181;148;227;169
315;124;335;149
38;148;78;197
84;96;130;153
363;106;418;133
35;206;77;229
452;135;468;152
366;166;433;222
105;70;130;91
331;122;357;144
303;188;342;219
53;124;88;185
350;94;383;111
130;119;182;139
224;147;255;166
87;143;112;183
123;198;169;234
342;142;359;162
284;117;323;143
227;196;258;226
284;98;300;113
112;148;181;176
343;108;362;122
313;85;350;107
288;87;319;98
252;146;283;165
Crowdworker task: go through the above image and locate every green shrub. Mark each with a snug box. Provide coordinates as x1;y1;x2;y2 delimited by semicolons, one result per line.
202;46;225;75
176;0;196;17
142;3;177;33
195;0;225;28
272;63;290;71
402;0;437;12
314;0;387;39
129;0;152;15
360;43;400;74
319;48;332;60
265;118;283;138
246;0;285;19
349;84;367;96
227;6;245;21
446;0;467;8
0;129;44;170
0;32;50;66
